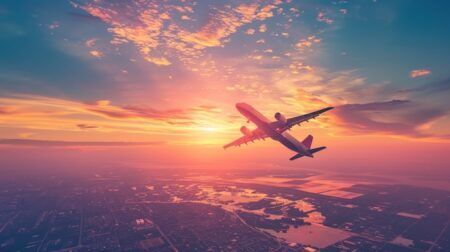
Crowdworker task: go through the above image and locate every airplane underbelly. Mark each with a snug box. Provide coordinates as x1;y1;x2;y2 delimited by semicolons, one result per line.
281;132;307;152
277;135;298;152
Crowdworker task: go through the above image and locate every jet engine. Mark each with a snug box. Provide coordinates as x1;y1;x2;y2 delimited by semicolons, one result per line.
240;126;252;136
274;112;287;124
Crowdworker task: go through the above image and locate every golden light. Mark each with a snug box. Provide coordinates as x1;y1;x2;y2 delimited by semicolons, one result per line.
198;126;221;133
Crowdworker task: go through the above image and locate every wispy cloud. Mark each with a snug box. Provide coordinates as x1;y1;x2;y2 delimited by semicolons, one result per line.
331;100;449;139
0;94;230;145
0;139;163;147
77;124;98;130
0;106;16;114
48;21;59;30
410;69;431;78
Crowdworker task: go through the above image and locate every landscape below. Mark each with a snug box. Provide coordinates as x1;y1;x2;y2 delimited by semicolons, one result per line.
0;167;449;251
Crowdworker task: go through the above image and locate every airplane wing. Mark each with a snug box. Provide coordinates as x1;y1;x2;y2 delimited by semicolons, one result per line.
275;107;334;130
223;128;267;149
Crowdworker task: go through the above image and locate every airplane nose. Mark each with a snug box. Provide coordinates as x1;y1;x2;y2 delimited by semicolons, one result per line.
235;103;246;112
235;103;245;109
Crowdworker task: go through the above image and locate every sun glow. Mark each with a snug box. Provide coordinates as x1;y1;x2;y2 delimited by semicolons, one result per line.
198;126;221;133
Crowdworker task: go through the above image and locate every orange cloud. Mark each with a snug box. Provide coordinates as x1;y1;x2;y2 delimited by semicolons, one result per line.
245;28;256;35
259;24;267;32
94;100;110;106
144;56;171;66
89;50;103;58
181;15;191;20
295;35;321;51
180;3;261;47
410;69;431;78
78;1;282;67
0;94;233;146
256;4;276;20
0;106;16;114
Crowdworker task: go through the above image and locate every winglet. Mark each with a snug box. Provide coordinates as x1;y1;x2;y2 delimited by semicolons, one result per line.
321;106;334;113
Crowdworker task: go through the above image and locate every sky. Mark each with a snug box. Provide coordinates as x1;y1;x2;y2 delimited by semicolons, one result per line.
0;0;449;175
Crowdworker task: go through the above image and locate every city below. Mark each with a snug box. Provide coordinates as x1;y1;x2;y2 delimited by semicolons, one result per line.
0;167;448;252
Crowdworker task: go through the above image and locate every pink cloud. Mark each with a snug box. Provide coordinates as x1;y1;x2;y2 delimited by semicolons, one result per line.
85;38;97;47
316;12;333;24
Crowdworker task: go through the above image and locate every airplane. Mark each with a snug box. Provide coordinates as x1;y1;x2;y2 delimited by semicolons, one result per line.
223;103;333;160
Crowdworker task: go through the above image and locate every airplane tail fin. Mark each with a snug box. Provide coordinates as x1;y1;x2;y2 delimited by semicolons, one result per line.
302;134;313;149
289;146;327;161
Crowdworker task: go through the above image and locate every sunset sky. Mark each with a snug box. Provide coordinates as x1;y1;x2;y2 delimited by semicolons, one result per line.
1;0;449;175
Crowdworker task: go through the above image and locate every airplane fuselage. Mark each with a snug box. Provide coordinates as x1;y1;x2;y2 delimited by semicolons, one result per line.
235;103;312;156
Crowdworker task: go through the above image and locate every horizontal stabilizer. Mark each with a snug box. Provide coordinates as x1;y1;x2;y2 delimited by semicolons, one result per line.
310;146;326;154
289;153;304;161
289;146;326;161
